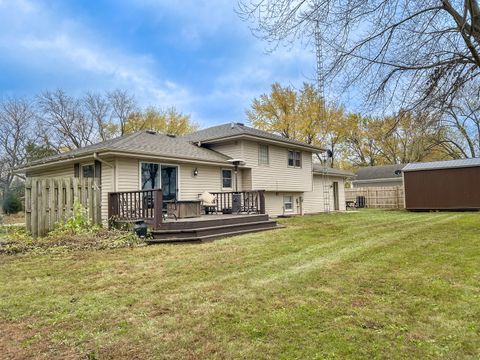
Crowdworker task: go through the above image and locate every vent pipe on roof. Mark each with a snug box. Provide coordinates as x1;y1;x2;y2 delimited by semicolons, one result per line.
231;122;235;129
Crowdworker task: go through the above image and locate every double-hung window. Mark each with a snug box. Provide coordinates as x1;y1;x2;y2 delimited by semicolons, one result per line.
288;150;302;168
222;169;233;189
284;196;293;211
259;144;269;165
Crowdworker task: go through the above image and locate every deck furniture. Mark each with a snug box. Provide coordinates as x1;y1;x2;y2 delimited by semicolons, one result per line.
198;191;217;214
166;200;201;219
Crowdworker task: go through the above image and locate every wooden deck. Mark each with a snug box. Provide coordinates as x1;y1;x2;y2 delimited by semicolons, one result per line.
148;213;278;243
108;189;277;242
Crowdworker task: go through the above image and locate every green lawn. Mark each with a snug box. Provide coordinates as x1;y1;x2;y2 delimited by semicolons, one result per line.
1;210;479;359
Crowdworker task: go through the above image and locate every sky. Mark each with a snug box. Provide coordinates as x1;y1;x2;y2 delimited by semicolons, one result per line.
0;0;323;127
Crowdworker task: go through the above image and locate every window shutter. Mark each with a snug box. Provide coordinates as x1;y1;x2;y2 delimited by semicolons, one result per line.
74;163;80;177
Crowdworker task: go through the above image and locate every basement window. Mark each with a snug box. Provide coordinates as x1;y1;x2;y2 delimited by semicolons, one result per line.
284;195;293;211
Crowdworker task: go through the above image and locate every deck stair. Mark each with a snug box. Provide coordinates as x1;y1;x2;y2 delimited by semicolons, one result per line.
147;214;278;243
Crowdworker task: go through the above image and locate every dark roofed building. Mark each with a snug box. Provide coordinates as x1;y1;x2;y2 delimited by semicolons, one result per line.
352;164;405;188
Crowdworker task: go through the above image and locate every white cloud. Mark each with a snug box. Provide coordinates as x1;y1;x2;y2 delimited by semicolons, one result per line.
0;0;192;108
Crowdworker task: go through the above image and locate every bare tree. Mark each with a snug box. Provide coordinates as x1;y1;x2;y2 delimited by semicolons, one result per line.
238;1;480;111
107;89;137;136
37;89;96;151
0;98;36;193
437;85;480;157
84;92;111;141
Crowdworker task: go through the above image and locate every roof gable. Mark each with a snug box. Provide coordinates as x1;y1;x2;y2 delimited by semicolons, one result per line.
183;123;324;152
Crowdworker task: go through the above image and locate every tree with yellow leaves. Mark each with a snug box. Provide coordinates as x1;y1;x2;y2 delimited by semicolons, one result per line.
247;82;348;166
123;106;198;136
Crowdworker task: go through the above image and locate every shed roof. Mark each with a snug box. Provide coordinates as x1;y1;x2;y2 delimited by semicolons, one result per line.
183;122;325;152
402;158;480;172
312;164;355;178
17;131;231;170
353;164;405;181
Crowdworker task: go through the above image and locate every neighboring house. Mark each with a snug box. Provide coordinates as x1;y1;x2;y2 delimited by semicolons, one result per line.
17;123;353;230
352;164;405;188
403;158;480;210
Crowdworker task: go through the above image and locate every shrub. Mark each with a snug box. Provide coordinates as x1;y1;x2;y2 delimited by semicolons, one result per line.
50;200;97;236
2;192;23;214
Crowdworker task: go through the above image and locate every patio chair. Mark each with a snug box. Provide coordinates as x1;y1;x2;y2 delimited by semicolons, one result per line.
198;191;217;214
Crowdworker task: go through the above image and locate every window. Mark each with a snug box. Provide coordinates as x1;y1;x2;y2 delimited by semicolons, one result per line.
222;169;232;189
288;150;302;168
82;164;95;178
284;195;293;211
259;144;269;165
141;163;160;190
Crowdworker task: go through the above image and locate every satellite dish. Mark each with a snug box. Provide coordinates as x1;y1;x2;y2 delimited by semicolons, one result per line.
394;170;402;175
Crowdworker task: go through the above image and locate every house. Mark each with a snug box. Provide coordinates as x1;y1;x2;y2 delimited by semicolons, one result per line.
352;164;405;188
17;122;353;240
403;158;480;210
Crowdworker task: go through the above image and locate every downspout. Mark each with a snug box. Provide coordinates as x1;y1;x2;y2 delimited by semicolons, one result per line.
93;152;116;191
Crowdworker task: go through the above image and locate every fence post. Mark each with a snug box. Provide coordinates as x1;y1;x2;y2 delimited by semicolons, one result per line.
258;190;266;214
153;189;163;230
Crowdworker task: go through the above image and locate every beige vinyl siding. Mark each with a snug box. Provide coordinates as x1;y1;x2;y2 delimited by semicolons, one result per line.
99;157;115;225
27;165;75;178
116;158;139;191
241;140;313;192
352;179;403;188
209;141;244;159
303;175;347;213
264;191;303;216
241;168;252;191
179;164;242;200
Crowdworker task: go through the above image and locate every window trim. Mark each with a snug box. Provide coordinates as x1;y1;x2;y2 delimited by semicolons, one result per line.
138;161;181;198
283;195;294;212
258;143;270;166
287;150;302;168
221;168;233;190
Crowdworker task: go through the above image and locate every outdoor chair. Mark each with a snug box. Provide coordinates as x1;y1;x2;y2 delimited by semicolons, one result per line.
198;191;217;214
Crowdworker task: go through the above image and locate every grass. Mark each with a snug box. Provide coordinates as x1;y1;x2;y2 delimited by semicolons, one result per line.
1;209;479;359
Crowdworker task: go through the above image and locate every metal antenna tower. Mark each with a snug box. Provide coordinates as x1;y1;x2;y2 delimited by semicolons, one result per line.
313;5;331;212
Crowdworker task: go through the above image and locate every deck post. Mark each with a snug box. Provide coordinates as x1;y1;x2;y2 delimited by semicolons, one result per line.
258;190;266;214
153;189;163;230
108;192;119;229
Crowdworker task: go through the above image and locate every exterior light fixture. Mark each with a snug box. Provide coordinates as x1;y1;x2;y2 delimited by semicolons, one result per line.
193;168;198;177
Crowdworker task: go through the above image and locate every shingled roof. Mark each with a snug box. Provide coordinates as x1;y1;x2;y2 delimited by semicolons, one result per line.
183;122;325;152
18;131;231;169
312;164;355;177
354;164;406;181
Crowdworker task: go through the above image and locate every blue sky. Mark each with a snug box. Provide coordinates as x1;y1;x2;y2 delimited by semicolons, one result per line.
0;0;324;127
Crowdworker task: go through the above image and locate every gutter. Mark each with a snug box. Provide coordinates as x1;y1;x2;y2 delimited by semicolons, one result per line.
93;152;114;167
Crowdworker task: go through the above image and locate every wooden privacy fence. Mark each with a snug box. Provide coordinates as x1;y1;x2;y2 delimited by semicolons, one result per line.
345;186;405;209
25;177;102;237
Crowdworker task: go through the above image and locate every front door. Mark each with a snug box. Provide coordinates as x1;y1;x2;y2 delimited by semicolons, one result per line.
161;165;178;202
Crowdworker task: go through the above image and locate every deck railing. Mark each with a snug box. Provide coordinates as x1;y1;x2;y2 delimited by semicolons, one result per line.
210;190;265;214
108;188;163;230
108;189;266;230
